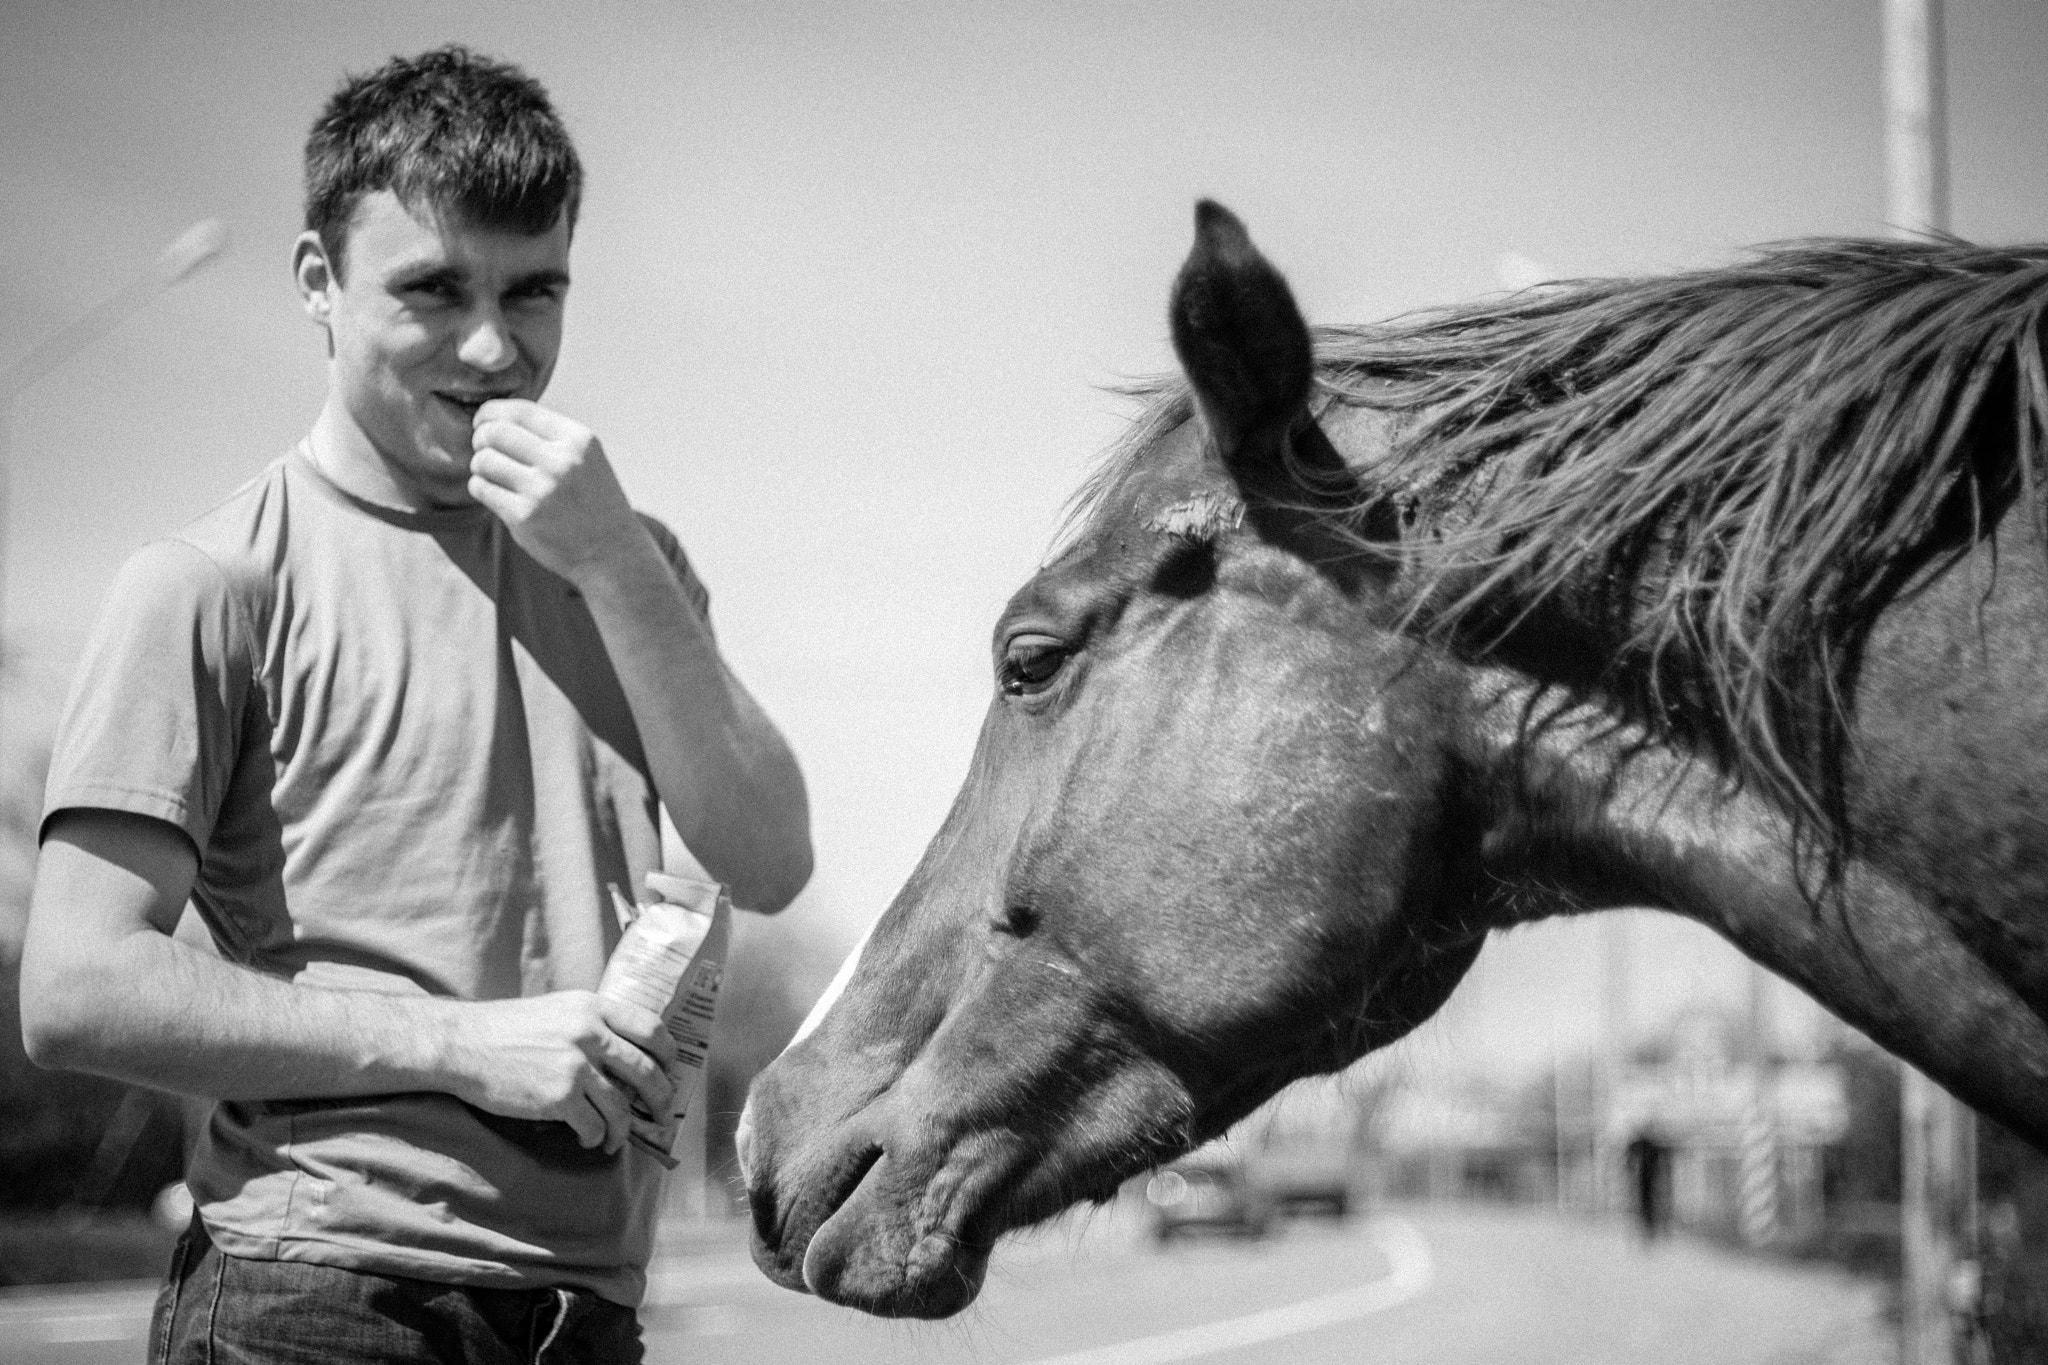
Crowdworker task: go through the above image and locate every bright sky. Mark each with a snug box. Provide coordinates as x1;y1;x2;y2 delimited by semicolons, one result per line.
4;0;2045;1081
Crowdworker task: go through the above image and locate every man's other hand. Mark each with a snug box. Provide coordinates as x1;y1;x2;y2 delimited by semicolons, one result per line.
468;400;640;584
444;990;677;1154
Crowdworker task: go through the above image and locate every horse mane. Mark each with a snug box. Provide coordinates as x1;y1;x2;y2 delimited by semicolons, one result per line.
1075;237;2048;858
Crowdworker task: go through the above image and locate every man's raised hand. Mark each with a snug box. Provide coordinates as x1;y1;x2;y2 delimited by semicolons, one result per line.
468;400;641;584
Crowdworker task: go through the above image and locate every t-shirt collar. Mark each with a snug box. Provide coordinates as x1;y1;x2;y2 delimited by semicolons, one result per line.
289;441;493;531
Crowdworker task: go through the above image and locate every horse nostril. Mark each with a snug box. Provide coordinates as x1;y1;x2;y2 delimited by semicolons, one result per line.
998;904;1041;937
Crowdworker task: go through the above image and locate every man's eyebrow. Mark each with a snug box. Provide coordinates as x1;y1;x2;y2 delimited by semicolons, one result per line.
391;262;465;288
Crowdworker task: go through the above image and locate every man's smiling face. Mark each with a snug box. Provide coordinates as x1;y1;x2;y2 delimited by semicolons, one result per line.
314;188;570;506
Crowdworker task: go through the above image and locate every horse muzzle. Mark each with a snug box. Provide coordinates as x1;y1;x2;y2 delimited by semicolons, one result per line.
740;1062;1012;1317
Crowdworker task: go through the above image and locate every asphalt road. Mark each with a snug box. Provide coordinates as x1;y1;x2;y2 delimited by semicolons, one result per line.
0;1202;1891;1365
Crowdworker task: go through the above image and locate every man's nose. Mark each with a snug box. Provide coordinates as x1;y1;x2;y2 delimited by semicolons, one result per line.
456;312;517;373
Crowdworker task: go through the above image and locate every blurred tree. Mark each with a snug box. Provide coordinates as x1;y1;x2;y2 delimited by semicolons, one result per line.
0;737;185;1217
0;742;47;960
0;965;184;1213
1976;1117;2048;1361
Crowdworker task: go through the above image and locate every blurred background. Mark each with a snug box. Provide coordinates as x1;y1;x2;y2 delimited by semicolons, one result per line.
3;1;2047;1361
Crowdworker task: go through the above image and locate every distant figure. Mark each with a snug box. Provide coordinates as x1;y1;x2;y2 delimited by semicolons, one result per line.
1625;1132;1671;1241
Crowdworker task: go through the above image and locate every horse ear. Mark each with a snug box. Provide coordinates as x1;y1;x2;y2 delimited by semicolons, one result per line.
1169;201;1314;465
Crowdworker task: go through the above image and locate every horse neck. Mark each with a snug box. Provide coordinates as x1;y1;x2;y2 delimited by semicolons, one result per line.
1456;673;2048;1141
1394;471;1655;695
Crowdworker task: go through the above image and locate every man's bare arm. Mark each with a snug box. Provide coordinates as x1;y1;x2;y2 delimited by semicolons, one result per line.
572;539;813;909
469;401;814;911
20;809;676;1153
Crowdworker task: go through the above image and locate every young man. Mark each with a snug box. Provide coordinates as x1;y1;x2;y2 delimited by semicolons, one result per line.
19;47;812;1362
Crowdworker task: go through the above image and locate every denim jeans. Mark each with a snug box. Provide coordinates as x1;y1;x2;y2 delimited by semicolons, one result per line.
150;1214;644;1364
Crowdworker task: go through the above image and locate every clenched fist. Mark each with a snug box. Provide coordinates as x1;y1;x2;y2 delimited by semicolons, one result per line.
469;400;641;585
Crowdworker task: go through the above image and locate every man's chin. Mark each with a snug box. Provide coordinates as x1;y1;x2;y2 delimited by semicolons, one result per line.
421;462;481;508
396;432;483;507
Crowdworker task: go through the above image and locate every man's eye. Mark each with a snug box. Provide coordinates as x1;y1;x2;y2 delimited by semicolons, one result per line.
999;637;1069;696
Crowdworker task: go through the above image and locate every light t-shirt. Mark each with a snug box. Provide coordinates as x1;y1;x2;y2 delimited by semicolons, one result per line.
42;444;711;1305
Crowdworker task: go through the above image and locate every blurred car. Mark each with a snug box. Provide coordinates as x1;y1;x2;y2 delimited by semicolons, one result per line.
1145;1142;1272;1242
1243;1080;1367;1220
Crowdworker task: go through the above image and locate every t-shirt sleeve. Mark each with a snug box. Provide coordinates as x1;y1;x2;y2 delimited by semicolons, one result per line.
42;538;256;854
635;511;713;637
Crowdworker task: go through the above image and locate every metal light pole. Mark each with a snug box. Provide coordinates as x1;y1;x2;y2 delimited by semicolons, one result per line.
1884;0;1949;240
1597;910;1632;1215
1883;5;1980;1362
0;217;227;736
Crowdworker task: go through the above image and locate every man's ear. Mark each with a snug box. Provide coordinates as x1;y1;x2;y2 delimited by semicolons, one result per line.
293;231;336;325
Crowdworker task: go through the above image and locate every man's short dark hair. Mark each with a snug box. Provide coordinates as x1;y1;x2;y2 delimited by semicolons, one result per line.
305;45;582;280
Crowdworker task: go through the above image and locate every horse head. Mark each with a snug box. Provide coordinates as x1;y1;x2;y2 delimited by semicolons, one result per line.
738;203;1489;1317
743;205;2048;1318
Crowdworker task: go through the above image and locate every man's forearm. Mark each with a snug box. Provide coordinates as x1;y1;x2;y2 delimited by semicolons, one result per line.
463;399;813;909
25;913;671;1156
24;925;461;1100
574;531;814;911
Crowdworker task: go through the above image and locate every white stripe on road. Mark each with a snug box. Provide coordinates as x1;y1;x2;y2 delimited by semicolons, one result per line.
0;1282;156;1343
643;1255;780;1301
1020;1217;1433;1365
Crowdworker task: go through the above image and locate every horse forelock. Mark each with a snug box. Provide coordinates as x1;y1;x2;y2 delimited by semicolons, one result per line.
1146;490;1247;541
1068;235;2048;866
1044;379;1193;566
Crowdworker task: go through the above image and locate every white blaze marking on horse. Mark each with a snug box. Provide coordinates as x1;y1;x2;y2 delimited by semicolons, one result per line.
783;918;878;1053
1146;492;1247;541
1017;1216;1433;1365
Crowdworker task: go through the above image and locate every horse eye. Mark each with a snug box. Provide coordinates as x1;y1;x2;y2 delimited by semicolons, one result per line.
1000;636;1069;696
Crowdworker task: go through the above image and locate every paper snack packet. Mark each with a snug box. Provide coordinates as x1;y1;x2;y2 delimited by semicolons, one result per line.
597;871;731;1167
